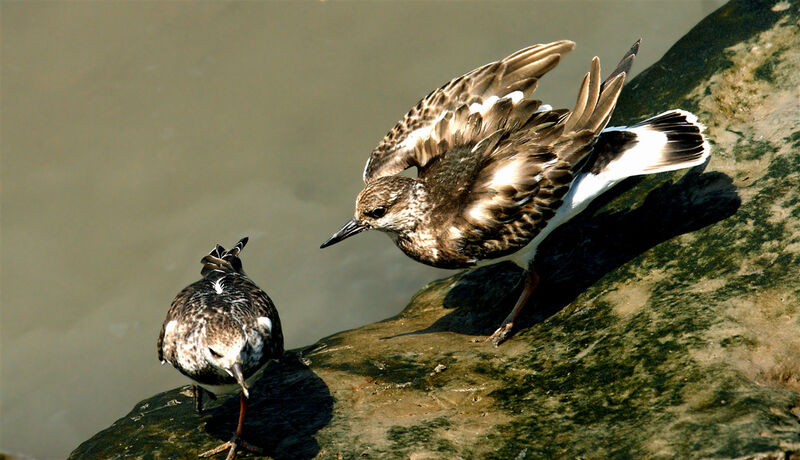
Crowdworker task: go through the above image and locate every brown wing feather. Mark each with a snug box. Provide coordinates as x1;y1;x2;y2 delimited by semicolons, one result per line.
363;40;576;183
247;286;284;357
451;43;637;260
157;286;192;363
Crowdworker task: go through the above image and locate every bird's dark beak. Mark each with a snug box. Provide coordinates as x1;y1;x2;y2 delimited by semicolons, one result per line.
230;362;249;398
320;218;369;248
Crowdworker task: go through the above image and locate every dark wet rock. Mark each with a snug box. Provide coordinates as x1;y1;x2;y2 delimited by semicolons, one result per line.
71;358;332;459
71;1;800;458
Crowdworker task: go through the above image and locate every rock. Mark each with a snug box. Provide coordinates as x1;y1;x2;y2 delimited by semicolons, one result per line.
71;1;800;458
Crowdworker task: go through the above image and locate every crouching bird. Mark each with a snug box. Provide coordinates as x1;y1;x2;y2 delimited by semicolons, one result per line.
158;237;283;459
321;39;708;346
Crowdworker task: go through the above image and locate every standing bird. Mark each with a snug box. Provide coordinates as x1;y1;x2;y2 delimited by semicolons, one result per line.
321;40;709;346
158;237;283;459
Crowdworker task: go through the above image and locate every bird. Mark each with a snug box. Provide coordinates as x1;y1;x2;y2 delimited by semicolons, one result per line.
320;39;709;346
158;237;283;459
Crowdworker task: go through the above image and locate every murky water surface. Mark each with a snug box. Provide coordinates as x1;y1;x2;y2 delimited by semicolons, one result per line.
1;1;724;457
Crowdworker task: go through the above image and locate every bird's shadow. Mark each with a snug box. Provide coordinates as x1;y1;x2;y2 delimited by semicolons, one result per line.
203;352;333;460
399;167;741;338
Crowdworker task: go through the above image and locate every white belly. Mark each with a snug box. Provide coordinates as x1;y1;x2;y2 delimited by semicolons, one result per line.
486;171;624;269
191;360;272;396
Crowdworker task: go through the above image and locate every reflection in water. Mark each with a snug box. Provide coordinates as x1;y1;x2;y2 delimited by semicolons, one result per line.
2;1;725;457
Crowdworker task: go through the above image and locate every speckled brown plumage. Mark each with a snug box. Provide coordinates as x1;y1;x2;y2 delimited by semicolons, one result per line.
158;238;283;387
157;237;283;458
322;39;709;345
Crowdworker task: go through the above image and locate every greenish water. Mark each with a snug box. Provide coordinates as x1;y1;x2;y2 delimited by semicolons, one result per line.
1;1;725;457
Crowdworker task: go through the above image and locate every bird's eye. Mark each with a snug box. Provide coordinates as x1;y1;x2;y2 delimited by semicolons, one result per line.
366;206;387;219
208;348;223;358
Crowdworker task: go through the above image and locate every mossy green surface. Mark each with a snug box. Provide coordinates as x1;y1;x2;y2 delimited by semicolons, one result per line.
71;1;800;458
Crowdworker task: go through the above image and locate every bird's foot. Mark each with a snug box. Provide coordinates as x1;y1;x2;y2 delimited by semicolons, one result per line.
199;434;263;460
486;322;514;347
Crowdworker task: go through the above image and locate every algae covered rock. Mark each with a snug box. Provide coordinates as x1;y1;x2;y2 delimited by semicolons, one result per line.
72;0;800;458
70;357;333;459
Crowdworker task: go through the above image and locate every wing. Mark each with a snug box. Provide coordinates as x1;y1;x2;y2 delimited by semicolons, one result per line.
450;49;634;260
362;40;576;183
157;286;193;364
235;276;284;359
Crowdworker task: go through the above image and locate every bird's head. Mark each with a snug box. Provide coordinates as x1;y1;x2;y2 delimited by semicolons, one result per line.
203;318;250;397
320;176;422;248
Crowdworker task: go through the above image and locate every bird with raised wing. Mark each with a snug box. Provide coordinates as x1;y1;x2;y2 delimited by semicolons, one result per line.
321;39;709;346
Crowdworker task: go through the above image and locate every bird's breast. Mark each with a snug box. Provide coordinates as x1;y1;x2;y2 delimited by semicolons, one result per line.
395;229;475;269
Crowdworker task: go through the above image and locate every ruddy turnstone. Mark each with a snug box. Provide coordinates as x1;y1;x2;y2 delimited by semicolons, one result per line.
158;237;283;459
321;39;709;346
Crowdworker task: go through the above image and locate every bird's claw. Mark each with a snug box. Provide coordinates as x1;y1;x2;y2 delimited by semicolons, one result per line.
486;322;514;347
199;435;263;460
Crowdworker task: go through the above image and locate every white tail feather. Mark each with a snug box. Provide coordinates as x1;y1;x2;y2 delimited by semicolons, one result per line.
544;109;710;242
599;109;710;181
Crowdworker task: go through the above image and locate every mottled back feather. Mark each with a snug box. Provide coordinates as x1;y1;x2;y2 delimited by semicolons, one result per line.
157;237;283;381
458;48;633;260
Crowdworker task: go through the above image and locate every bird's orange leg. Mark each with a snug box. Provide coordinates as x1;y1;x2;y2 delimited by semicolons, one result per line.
199;392;263;460
487;269;539;347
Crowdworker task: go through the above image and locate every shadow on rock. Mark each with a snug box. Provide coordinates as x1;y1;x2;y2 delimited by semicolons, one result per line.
69;352;332;459
203;352;332;460
422;168;740;337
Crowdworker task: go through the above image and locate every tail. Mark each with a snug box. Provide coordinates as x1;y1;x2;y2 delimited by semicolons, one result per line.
589;110;710;180
600;38;640;94
200;237;249;277
557;39;642;165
